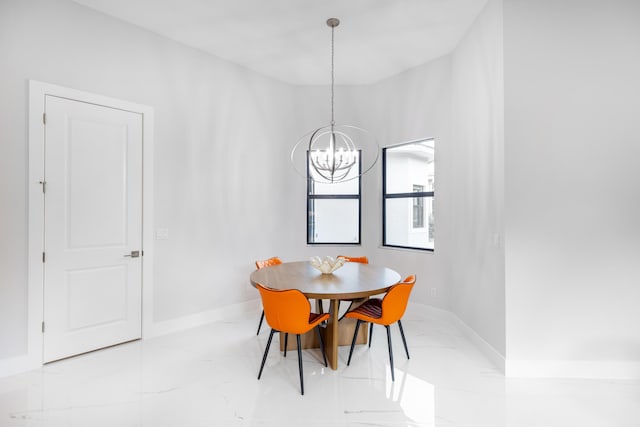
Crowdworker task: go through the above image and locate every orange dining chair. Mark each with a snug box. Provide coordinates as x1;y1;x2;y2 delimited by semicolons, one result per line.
256;284;329;395
337;255;369;264
254;257;282;335
335;255;369;319
344;275;415;381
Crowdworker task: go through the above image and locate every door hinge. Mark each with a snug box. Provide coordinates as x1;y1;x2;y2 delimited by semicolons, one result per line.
43;112;46;125
42;322;45;333
42;252;46;263
39;180;46;193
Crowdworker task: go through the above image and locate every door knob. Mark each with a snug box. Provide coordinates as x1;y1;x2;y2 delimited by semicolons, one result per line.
124;250;140;258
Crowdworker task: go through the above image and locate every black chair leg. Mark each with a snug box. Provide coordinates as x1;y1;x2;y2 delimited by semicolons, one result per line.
386;325;395;381
338;301;355;321
368;322;373;348
347;319;362;366
258;328;276;380
398;320;410;359
256;310;265;335
296;334;304;395
316;326;328;367
284;333;288;357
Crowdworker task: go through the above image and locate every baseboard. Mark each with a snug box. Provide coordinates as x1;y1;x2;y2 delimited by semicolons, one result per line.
425;305;640;380
424;305;640;379
505;359;640;380
146;299;261;338
437;306;507;374
0;354;41;379
0;299;261;380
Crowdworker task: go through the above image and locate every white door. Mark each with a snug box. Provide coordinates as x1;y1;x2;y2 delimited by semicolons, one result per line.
43;95;143;363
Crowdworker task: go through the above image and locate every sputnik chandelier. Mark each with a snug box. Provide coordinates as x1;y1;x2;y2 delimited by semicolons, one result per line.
290;18;378;184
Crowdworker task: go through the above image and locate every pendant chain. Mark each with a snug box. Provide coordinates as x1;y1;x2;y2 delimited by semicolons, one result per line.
330;24;335;128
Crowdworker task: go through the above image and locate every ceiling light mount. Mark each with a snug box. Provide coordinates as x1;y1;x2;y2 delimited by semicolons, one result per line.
326;18;340;28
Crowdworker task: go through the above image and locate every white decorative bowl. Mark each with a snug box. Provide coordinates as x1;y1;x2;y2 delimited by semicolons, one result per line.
309;256;346;274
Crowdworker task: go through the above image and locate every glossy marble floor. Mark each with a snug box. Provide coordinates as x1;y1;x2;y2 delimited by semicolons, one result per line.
1;304;639;427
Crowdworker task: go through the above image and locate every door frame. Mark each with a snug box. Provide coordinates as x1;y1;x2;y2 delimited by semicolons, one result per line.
27;80;154;368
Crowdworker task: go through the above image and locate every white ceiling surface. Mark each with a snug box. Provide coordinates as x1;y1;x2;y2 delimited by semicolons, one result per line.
72;0;487;85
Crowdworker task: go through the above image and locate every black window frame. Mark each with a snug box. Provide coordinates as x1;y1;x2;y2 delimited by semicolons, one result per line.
382;139;434;252
307;151;362;245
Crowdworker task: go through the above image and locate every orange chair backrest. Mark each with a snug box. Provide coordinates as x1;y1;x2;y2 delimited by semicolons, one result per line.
255;257;282;269
337;255;369;264
256;284;313;334
400;274;416;285
379;278;415;325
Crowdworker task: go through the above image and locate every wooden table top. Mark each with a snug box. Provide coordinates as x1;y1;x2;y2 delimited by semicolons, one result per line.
249;261;401;300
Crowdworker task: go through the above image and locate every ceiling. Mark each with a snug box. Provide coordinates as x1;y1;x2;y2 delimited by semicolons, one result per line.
72;0;487;86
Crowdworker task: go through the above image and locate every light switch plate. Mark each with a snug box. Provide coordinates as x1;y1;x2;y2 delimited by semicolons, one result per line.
155;228;169;240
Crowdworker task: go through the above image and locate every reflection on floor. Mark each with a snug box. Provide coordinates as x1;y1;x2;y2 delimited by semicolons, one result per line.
1;304;639;426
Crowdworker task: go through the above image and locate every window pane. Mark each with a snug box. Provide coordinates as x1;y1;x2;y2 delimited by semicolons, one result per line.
384;197;434;250
412;185;425;228
309;199;359;244
385;140;434;194
309;154;360;195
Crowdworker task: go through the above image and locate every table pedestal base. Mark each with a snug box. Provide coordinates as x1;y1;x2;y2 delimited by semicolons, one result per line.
278;318;367;349
278;298;368;370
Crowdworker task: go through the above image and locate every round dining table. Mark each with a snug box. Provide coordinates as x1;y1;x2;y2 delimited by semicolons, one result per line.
250;260;401;370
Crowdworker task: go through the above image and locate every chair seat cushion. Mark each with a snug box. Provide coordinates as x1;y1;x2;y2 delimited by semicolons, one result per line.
309;313;325;323
307;312;330;330
345;298;382;320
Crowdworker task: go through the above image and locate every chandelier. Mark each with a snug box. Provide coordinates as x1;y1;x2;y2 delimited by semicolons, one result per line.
290;18;378;184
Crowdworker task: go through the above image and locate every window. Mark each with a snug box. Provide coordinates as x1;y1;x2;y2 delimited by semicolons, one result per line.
307;152;361;244
383;139;434;251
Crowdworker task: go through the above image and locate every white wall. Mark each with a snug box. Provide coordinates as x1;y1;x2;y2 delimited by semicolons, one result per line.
449;0;506;357
0;0;297;360
349;4;505;364
504;0;640;374
364;58;453;309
